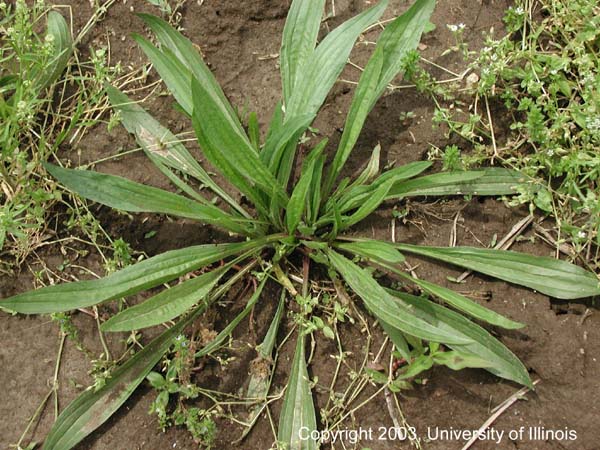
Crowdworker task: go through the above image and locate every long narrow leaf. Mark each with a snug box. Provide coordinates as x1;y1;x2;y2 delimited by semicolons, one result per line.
278;333;319;450
285;1;388;120
340;179;393;230
280;0;326;104
388;168;524;198
101;268;227;332
137;13;246;138
405;276;524;329
43;308;199;450
191;78;288;205
324;45;384;194
388;289;532;386
286;144;325;233
336;240;405;264
36;11;72;91
106;86;249;217
325;0;435;192
327;250;470;344
394;244;600;299
133;35;194;114
332;161;432;214
1;239;271;314
43;163;250;235
195;275;268;357
260;113;314;175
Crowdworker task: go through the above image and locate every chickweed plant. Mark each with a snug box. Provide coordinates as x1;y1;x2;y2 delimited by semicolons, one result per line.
0;0;71;264
420;0;600;265
2;0;599;448
0;0;126;271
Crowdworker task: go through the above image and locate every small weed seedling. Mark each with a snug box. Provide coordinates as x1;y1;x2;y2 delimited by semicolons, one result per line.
2;1;599;449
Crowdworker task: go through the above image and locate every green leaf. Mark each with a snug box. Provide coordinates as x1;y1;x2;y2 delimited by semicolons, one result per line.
137;13;245;137
334;161;432;214
341;179;393;230
285;1;388;120
43;163;250;235
373;0;436;97
432;351;493;371
43;309;198;450
37;11;72;91
379;320;411;361
248;112;261;151
133;35;194;114
336;239;405;264
351;144;381;188
325;0;436;192
106;86;249;218
388;289;532;386
394;243;600;299
286;144;325;233
191;77;288;206
1;239;270;314
257;289;286;359
101;268;227;332
358;255;524;329
324;46;384;194
326;250;470;344
307;152;326;225
260;113;314;178
389;168;524;198
280;0;326;104
403;276;525;329
278;333;318;450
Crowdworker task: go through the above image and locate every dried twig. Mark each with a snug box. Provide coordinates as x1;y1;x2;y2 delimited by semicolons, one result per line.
461;379;540;450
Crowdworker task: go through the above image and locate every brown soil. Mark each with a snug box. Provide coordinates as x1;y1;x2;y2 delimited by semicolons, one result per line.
1;1;599;449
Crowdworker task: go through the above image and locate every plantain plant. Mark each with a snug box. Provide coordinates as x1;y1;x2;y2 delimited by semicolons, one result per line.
2;0;599;449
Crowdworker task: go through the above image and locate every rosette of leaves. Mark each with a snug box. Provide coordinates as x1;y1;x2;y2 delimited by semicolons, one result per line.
2;1;599;449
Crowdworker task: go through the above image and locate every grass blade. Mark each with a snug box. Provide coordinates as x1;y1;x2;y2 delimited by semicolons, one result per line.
1;239;271;314
395;243;600;299
277;333;318;450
